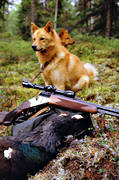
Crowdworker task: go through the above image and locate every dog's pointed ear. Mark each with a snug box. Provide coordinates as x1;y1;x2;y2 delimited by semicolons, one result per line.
44;21;53;33
31;22;39;34
59;29;65;37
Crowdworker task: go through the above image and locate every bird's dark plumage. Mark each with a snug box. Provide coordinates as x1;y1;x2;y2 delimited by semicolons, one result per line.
0;111;92;180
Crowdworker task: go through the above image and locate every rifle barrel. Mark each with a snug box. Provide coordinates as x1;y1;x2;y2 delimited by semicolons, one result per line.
76;98;119;117
98;109;119;117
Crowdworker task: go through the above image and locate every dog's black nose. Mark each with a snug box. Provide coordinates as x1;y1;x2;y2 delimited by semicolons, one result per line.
32;45;37;51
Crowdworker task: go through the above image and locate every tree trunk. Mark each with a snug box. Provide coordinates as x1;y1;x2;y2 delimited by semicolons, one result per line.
54;0;58;30
105;0;112;37
87;0;94;30
87;0;91;9
31;0;36;23
87;0;91;29
81;0;86;11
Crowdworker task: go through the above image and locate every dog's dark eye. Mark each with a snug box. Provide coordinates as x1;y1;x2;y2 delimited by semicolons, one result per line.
33;38;36;41
40;37;45;40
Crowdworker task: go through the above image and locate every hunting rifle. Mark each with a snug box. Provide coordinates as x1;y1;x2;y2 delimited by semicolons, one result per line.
1;81;119;126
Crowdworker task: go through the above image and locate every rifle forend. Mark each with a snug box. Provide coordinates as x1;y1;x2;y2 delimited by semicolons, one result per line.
49;94;98;113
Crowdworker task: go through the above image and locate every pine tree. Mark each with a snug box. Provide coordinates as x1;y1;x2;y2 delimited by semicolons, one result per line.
74;0;119;37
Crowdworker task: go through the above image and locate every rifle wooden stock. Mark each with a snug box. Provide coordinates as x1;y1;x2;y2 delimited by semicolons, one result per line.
1;94;50;125
1;100;31;125
49;94;98;113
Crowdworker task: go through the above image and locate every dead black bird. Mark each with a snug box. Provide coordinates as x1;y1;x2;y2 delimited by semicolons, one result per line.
0;111;92;180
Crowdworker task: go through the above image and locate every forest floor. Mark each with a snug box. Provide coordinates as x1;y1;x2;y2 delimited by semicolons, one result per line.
0;32;119;179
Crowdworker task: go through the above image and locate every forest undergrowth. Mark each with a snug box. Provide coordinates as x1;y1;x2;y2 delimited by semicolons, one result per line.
0;32;119;179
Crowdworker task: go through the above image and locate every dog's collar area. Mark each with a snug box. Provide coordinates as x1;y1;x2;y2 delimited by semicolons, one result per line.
41;61;49;73
41;54;56;73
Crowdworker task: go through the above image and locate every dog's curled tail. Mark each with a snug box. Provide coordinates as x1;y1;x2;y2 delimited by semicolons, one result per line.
84;63;98;82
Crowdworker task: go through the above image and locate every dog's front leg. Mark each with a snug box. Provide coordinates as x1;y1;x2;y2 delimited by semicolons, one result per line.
45;81;50;86
54;84;65;91
45;80;65;90
41;74;52;87
52;74;66;90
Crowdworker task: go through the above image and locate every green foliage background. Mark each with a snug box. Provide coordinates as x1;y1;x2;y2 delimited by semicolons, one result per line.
1;0;119;39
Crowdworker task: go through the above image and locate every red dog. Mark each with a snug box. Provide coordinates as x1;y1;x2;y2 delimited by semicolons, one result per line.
31;21;98;92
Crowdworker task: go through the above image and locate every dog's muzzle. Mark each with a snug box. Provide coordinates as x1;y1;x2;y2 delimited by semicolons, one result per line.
32;45;46;53
32;45;38;51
